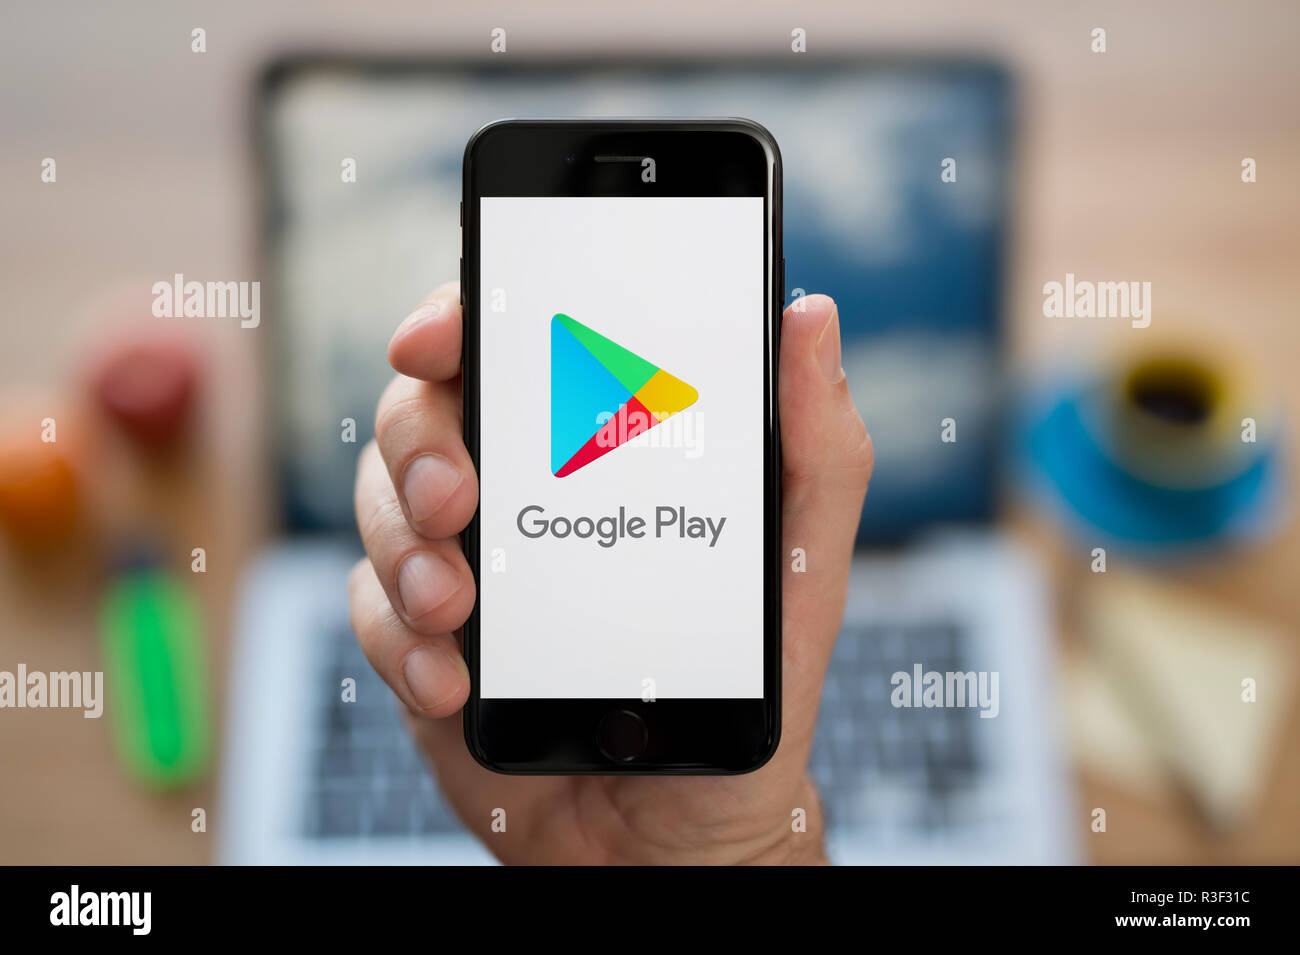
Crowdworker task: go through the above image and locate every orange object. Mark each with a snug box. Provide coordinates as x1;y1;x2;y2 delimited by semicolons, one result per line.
0;438;80;547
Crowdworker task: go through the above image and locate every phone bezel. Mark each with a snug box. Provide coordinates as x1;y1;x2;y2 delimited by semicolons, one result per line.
462;119;782;774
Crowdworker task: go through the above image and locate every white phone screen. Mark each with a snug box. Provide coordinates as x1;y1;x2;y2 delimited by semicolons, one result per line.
478;196;766;699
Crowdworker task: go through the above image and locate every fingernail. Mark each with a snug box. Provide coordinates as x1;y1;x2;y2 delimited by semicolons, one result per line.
816;304;845;383
394;300;443;339
402;645;460;711
403;453;463;524
396;551;462;621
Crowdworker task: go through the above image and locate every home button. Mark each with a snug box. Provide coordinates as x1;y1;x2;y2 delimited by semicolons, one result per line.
596;709;648;762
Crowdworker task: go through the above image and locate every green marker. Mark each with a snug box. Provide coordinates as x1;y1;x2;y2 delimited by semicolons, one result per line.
100;560;210;787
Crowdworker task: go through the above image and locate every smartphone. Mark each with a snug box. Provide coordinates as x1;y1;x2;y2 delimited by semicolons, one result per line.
460;119;782;773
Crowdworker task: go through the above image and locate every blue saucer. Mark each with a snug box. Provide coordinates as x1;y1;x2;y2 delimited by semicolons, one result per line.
1022;386;1284;554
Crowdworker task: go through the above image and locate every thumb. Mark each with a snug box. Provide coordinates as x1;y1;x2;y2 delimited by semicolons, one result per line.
776;293;873;764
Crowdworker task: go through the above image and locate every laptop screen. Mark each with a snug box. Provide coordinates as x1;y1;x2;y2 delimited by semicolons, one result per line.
258;58;1011;542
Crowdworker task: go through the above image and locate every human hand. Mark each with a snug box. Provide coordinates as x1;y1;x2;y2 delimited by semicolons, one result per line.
349;282;871;864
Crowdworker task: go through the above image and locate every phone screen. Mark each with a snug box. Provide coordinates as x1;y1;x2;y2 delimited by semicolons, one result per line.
477;195;766;700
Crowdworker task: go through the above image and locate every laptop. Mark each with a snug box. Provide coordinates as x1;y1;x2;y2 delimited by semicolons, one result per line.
220;56;1077;865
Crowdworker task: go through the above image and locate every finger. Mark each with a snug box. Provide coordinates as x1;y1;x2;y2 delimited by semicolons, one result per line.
354;440;477;634
388;282;463;382
374;373;478;540
775;294;873;764
348;559;469;717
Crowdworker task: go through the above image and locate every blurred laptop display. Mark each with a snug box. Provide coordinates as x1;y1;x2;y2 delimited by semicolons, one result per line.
222;58;1074;865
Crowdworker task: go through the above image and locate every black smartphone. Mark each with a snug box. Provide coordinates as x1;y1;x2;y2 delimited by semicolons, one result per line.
460;119;782;773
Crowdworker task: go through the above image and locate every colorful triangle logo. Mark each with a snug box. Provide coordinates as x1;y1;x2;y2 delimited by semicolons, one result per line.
550;314;698;477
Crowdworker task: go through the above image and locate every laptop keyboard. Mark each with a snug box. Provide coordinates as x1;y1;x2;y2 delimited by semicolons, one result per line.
304;617;984;839
809;619;984;834
304;626;462;837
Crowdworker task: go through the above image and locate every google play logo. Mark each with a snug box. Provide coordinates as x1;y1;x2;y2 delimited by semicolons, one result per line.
551;314;698;477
